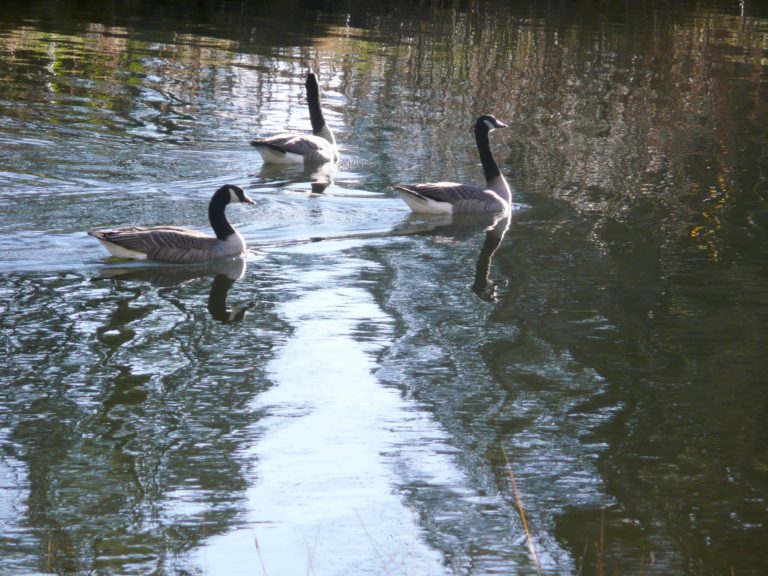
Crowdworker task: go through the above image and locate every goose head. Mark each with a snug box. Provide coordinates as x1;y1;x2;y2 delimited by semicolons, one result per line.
475;114;508;134
218;184;255;205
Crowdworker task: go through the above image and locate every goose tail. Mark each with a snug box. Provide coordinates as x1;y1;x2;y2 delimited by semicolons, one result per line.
250;140;286;153
393;185;452;215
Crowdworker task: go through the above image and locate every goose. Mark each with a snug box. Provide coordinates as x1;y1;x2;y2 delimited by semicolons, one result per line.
393;114;511;214
88;184;254;263
250;72;339;165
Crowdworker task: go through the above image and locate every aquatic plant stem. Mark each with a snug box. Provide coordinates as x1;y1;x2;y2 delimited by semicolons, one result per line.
253;534;269;576
355;509;393;575
597;508;605;576
502;447;542;575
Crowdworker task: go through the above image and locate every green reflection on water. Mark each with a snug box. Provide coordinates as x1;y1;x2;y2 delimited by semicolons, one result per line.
1;0;768;574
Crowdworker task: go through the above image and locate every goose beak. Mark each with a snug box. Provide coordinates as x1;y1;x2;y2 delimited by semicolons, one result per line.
242;195;256;205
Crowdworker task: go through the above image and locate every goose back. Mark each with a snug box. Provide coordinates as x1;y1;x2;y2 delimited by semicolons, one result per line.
251;134;337;164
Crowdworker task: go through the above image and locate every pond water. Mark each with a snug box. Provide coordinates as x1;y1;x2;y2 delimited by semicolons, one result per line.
2;0;768;574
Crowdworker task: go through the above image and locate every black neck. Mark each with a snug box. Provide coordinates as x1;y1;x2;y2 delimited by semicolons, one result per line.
306;81;326;135
209;192;235;240
475;123;501;182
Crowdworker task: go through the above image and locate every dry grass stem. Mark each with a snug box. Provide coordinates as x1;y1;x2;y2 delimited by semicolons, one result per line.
501;446;542;576
253;535;269;576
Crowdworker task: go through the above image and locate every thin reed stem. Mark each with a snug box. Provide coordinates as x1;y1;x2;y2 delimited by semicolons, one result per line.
597;509;605;576
502;446;542;576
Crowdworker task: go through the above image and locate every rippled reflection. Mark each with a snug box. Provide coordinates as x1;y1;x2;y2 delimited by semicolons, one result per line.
255;160;337;195
0;261;283;574
2;0;768;574
394;211;512;301
94;256;251;324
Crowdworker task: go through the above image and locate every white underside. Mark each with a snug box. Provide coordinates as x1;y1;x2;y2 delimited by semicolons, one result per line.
397;191;454;215
96;239;148;260
255;148;305;164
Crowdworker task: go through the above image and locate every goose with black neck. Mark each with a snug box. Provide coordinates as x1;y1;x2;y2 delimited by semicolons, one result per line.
88;184;255;264
251;72;339;165
393;114;511;214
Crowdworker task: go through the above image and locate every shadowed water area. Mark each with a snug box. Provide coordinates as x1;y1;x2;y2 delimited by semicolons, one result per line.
1;0;768;574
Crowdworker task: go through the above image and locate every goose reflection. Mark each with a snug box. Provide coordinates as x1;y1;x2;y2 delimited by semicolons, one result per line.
395;211;511;302
93;256;252;323
471;214;510;301
256;160;336;195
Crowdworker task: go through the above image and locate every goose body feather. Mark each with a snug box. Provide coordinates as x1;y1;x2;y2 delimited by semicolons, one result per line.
394;182;508;214
88;184;254;264
89;226;247;264
251;133;337;164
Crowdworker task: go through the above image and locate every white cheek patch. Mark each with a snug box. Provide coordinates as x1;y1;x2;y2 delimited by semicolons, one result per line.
229;187;240;203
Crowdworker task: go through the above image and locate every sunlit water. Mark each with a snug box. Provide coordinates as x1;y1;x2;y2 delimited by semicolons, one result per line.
2;1;768;574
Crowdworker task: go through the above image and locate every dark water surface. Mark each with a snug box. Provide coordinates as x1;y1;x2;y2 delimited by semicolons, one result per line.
2;0;768;574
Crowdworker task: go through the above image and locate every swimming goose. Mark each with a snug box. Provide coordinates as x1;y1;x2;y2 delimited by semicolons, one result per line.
393;114;511;214
88;184;254;263
250;72;339;165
